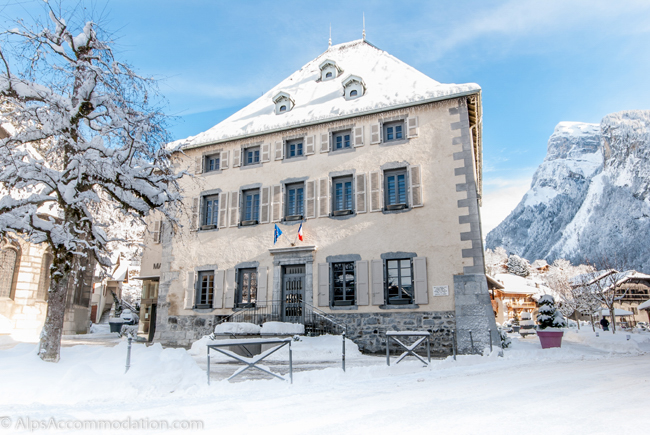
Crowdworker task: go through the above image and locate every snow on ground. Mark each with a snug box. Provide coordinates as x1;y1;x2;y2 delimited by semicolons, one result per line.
0;329;649;434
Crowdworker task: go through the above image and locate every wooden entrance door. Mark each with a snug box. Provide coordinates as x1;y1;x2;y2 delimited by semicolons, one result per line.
282;265;305;323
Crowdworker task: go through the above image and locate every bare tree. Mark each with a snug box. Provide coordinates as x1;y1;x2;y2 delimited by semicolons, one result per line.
545;259;597;330
0;5;184;361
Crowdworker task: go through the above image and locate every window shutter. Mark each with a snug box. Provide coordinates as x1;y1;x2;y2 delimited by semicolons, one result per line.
407;116;419;138
353;126;364;147
305;135;315;155
232;148;241;167
370;123;381;144
317;263;330;307
260;186;271;224
261;143;271;162
152;220;161;244
229;191;239;227
274;141;283;161
356;260;369;306
318;177;329;218
213;269;224;309
409;165;423;208
320;133;330;153
355;173;367;214
271;184;283;222
369;171;382;212
191;197;200;230
413;257;428;304
371;260;384;305
305;180;317;219
218;192;228;229
220;150;229;169
257;267;268;308
195;156;203;174
224;269;235;308
184;271;195;309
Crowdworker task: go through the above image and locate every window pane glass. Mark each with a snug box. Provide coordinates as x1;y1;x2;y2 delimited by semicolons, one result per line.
396;125;403;139
344;182;352;209
387;126;394;140
344;134;350;147
336;136;342;149
297;188;304;215
387;175;396;205
297;143;303;155
398;174;406;204
335;183;343;210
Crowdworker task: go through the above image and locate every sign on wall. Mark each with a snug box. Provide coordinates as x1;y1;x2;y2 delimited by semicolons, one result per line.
432;285;449;297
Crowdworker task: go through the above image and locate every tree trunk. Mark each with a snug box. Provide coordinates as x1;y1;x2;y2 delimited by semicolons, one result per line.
575;312;581;330
610;312;616;334
37;274;70;362
590;314;595;332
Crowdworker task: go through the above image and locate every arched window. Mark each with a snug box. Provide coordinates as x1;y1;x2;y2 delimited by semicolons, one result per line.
350;90;358;97
326;72;333;78
0;248;19;299
280;105;287;112
37;251;53;301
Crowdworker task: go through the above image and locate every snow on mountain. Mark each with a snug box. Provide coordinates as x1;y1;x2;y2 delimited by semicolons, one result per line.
486;110;650;273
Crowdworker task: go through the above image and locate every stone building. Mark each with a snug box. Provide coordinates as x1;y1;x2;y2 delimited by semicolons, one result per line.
153;39;498;354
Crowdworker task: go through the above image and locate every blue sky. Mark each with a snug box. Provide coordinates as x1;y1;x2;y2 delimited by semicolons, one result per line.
2;0;649;233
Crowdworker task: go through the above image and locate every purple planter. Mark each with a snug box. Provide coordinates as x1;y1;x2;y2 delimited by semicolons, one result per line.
537;330;564;349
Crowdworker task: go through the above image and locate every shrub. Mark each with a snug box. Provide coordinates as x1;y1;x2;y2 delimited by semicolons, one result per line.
536;295;567;329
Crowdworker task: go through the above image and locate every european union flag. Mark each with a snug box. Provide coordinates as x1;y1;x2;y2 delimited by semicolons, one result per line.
274;224;283;244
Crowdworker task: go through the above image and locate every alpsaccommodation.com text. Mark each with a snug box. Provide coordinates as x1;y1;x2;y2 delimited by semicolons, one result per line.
0;416;204;431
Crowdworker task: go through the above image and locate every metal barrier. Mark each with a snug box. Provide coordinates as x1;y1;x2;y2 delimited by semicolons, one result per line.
385;331;431;366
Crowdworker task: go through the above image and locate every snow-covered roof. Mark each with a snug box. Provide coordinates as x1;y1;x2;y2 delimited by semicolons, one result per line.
494;273;550;297
596;308;634;316
174;39;480;149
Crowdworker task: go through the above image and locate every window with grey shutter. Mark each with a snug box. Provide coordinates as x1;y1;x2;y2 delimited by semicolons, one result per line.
261;143;271;162
353;126;364;147
320;133;330;153
285;182;305;220
413;257;428;304
218;192;228;229
409;165;423;208
229;191;239;227
332;176;353;216
285;138;304;159
356;260;369;306
184;271;195;309
243;146;261;165
355;173;367;214
317;263;329;307
386;258;414;305
204;154;220;173
384;168;408;210
213;270;224;309
371;259;384;305
305;180;316;219
305;135;315;155
260;186;271;224
151;220;161;244
369;171;382;212
370;123;381;144
332;262;355;306
196;271;215;308
332;130;352;150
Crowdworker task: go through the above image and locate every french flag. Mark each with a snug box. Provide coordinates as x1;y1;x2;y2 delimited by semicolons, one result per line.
298;222;304;242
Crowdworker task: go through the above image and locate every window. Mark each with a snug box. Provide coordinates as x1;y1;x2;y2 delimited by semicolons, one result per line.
280;105;287;112
244;146;260;165
383;120;404;142
332;176;353;215
386;259;414;305
241;189;260;225
286;139;304;158
0;248;18;299
333;130;351;150
326;72;332;78
204;154;220;172
196;271;214;308
384;169;408;210
203;195;219;228
332;262;355;306
285;183;304;220
349;90;357;97
237;268;257;307
273;92;294;114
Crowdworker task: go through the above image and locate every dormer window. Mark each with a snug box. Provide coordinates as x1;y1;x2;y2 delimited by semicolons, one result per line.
342;75;365;100
273;92;294;115
319;59;341;81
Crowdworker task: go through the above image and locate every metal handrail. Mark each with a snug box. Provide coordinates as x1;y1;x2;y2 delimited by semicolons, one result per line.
302;301;348;332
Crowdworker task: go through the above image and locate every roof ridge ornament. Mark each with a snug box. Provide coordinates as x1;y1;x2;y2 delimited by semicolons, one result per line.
329;24;332;48
362;13;366;41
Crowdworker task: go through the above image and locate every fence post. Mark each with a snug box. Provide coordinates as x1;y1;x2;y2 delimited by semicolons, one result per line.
469;330;474;354
207;346;211;385
452;329;457;361
342;330;346;372
488;328;493;353
125;336;132;373
289;341;293;384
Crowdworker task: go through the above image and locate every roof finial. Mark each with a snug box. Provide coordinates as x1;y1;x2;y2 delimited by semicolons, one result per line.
329;24;332;48
362;13;366;41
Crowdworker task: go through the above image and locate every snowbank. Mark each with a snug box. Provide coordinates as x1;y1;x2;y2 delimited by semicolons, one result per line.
214;322;261;335
260;322;304;335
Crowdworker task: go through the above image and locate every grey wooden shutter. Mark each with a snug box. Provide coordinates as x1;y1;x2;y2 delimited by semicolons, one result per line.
356;260;369;306
232;148;241;167
257;267;267;307
407;116;419;138
355;173;367;214
306;180;317;219
409;165;423;208
271;184;282;222
229;191;239;227
318;263;330;307
152;220;161;244
190;197;200;230
220;150;229;169
274;141;283;160
184;271;195;309
213;269;224;309
369;171;382;212
353;126;364;147
261;143;271;162
370;123;381;144
413;257;428;304
371;260;384;305
224;269;235;308
305;135;315;155
218;192;228;229
195;156;203;174
260;186;271;224
320;133;330;153
318;177;329;217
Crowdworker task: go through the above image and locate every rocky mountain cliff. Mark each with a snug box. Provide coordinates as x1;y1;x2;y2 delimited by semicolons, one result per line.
486;110;650;273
